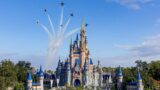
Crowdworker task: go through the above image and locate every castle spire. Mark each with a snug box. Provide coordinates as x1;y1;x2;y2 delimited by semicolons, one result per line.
27;71;32;80
27;71;32;90
118;66;122;77
76;33;79;41
80;18;86;52
117;65;123;90
80;18;85;37
136;68;144;90
81;18;85;32
39;65;44;77
137;68;142;81
39;65;44;90
70;39;72;49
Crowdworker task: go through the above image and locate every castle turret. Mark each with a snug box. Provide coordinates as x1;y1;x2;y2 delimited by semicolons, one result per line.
76;33;79;41
83;59;89;86
93;65;98;88
73;34;79;49
27;72;32;90
97;60;103;87
137;69;143;90
108;75;112;84
65;58;71;86
39;65;44;90
106;74;112;90
56;59;61;79
69;39;74;68
117;66;123;90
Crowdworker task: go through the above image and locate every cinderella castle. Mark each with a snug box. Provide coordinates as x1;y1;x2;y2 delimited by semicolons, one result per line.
26;21;144;90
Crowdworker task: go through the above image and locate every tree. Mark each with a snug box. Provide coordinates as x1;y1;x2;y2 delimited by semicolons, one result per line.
149;60;160;80
0;60;18;88
135;60;148;71
14;82;25;90
16;61;31;82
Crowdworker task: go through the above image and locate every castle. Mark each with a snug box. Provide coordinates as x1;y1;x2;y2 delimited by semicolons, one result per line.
26;21;144;90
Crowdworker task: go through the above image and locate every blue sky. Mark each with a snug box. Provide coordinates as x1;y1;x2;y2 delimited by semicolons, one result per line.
0;0;160;68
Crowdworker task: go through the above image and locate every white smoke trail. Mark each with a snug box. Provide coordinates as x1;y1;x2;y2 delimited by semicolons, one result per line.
58;6;64;33
64;28;80;39
38;5;80;69
37;22;53;41
62;17;71;34
46;13;55;37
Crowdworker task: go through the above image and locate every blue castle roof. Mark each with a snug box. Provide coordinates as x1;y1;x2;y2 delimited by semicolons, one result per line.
39;65;44;76
137;71;142;81
76;33;79;41
65;59;70;66
117;66;122;77
27;72;32;80
90;58;93;65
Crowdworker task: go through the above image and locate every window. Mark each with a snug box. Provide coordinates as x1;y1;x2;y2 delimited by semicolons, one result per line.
75;58;80;66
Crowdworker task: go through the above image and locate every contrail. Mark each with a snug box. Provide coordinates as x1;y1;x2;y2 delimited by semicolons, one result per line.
46;13;55;37
64;28;80;39
59;6;64;32
37;3;80;69
62;17;71;34
37;22;53;41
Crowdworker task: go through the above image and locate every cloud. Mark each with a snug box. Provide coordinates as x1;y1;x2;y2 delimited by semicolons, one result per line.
106;0;154;10
99;53;160;67
115;34;160;57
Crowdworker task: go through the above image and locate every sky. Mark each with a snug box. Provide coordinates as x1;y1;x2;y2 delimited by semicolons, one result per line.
0;0;160;69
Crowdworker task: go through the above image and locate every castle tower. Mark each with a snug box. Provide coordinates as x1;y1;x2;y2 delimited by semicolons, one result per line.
69;39;74;68
66;58;71;86
137;69;144;90
80;19;86;68
56;59;61;79
117;66;123;90
27;72;32;90
108;75;112;84
107;75;113;90
93;65;98;88
97;60;103;87
39;65;44;90
83;59;89;86
56;59;61;87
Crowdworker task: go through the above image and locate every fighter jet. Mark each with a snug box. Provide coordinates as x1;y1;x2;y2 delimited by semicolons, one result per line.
44;9;47;12
85;24;88;27
60;2;64;6
60;24;63;27
36;21;39;24
70;13;74;17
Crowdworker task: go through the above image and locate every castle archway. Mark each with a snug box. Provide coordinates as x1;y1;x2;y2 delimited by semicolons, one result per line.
74;79;81;87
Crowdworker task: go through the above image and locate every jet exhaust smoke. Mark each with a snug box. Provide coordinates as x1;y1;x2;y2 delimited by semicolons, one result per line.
37;3;80;69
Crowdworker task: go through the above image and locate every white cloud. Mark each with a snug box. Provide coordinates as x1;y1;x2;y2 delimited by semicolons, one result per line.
106;0;154;10
115;34;160;58
99;53;160;67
